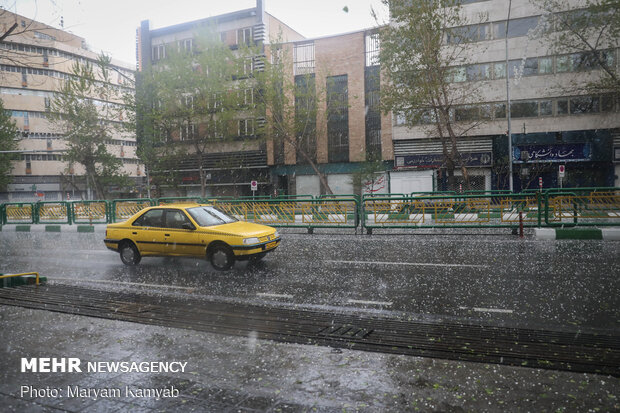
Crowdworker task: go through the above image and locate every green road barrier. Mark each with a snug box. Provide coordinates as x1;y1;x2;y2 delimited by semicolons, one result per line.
156;197;203;205
111;199;155;223
215;197;360;231
71;200;108;224
1;188;618;231
3;203;34;224
361;193;541;231
544;189;620;227
35;201;71;225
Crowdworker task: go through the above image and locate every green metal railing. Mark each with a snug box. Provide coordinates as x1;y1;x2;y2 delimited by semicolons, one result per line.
543;190;620;227
35;201;71;224
3;202;35;224
1;188;619;231
111;199;155;223
362;193;544;231
214;197;359;231
71;200;108;224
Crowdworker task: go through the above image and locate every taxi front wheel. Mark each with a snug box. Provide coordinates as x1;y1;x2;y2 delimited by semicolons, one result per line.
208;244;234;271
120;241;141;266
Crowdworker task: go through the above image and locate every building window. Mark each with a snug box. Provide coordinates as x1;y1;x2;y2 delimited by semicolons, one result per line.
182;95;194;110
242;88;253;106
180;123;196;141
493;62;506;79
294;74;317;164
454;105;479;121
34;31;56;41
494;16;540;39
365;65;381;157
152;44;166;61
237;28;252;46
327;75;349;163
570;96;600;114
238;119;255;137
294;42;315;75
540;100;553;116
446;24;488;44
179;38;193;53
508;58;539;78
365;32;380;67
557;99;569;115
394;112;407;126
466;63;491;81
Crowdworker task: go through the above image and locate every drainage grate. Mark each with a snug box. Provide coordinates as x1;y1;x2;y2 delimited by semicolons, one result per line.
318;325;373;339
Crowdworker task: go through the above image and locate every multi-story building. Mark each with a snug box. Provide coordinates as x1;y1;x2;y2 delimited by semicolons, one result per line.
268;29;394;196
389;0;619;193
136;1;394;197
0;10;140;202
137;0;306;197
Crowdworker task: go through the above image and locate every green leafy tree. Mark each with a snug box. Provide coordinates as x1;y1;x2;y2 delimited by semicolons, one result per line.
48;54;130;199
534;0;619;95
137;30;261;197
0;99;19;190
351;153;387;197
376;0;488;190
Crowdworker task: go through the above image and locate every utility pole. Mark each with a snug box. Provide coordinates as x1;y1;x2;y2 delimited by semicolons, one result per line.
505;0;514;192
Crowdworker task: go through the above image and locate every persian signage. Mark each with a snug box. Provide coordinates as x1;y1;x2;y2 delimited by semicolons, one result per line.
395;152;492;169
512;143;592;163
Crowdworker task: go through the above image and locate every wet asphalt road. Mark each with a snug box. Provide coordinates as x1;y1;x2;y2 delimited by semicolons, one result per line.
1;229;618;332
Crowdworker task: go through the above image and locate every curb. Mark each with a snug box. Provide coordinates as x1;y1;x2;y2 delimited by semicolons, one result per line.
0;224;106;233
535;227;620;240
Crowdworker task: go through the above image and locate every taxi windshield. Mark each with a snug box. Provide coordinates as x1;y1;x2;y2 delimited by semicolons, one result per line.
187;206;237;227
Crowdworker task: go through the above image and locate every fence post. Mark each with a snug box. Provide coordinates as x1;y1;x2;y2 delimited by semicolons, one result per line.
536;192;542;228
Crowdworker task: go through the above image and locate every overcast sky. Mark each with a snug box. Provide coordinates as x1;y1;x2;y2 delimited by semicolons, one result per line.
4;0;388;65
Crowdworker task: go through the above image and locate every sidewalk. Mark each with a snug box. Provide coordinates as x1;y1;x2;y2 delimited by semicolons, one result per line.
1;305;618;412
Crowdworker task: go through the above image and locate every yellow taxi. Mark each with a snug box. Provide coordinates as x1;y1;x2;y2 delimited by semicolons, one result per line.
104;203;280;270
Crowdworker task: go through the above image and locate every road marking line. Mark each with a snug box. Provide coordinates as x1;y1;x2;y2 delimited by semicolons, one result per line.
50;277;195;291
459;306;514;314
257;293;294;299
327;260;488;268
347;299;393;306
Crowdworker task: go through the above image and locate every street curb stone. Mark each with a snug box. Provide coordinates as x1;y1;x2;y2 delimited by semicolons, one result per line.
535;227;619;240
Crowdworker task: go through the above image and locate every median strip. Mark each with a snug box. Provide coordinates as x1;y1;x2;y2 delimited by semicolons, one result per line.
459;306;514;314
347;299;393;306
535;228;620;240
256;293;294;299
326;260;488;268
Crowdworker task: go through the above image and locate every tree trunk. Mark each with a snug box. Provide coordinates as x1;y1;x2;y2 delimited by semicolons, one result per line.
292;139;333;195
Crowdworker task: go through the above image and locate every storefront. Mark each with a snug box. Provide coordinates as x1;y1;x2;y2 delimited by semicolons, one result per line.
509;130;614;191
392;137;494;193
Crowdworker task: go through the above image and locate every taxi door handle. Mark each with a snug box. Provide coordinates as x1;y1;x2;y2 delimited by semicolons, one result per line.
165;234;170;237
132;232;137;235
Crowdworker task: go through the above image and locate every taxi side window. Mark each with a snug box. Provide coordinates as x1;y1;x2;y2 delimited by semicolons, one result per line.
165;210;191;229
133;209;164;227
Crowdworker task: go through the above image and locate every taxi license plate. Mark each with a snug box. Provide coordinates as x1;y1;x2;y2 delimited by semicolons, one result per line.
265;241;277;249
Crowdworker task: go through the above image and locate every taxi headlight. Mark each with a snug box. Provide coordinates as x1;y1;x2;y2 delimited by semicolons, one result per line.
243;237;260;245
273;230;280;239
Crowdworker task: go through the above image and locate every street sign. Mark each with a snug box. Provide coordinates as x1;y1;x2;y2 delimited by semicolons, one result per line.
250;180;258;191
559;165;565;178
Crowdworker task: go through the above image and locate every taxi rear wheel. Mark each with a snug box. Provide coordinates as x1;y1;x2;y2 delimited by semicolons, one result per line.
208;244;234;271
119;241;141;266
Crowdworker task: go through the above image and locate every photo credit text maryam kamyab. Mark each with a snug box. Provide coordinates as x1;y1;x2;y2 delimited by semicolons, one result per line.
19;358;186;400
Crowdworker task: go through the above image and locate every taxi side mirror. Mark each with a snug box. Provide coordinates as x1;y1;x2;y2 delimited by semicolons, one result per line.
182;222;195;230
